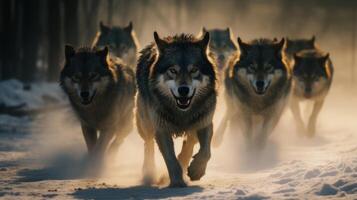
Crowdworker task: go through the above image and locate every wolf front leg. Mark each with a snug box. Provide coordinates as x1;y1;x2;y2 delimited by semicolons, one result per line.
80;123;97;154
188;123;213;181
155;131;186;187
212;111;230;148
307;100;324;137
177;132;198;173
92;129;116;160
290;97;305;134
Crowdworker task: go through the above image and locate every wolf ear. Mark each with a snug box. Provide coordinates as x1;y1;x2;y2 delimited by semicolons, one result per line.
322;53;329;63
274;38;285;53
96;46;109;64
202;27;207;34
154;31;168;53
293;53;301;63
65;44;75;61
198;31;210;51
125;21;133;32
311;35;316;45
100;21;110;34
226;27;230;33
237;37;249;55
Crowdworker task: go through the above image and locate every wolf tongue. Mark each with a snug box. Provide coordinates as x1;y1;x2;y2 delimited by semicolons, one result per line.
177;98;190;106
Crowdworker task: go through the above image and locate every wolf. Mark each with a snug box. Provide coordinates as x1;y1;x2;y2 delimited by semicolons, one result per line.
199;27;237;76
290;49;333;136
60;45;136;159
213;38;291;149
285;36;316;65
135;32;217;187
92;21;140;68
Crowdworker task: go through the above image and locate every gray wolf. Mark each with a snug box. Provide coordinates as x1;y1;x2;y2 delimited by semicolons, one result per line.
285;36;316;65
135;32;217;187
290;49;333;136
213;38;291;149
92;21;140;67
199;27;237;76
60;45;136;159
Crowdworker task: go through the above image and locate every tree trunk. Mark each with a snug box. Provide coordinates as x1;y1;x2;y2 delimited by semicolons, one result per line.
64;0;79;46
22;0;41;82
83;0;101;43
47;0;62;81
107;0;114;25
2;0;20;80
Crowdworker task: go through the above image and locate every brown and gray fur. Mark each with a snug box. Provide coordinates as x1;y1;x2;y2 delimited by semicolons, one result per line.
199;27;237;79
285;36;316;66
92;21;140;68
135;32;217;187
290;49;333;137
60;45;136;159
213;38;291;149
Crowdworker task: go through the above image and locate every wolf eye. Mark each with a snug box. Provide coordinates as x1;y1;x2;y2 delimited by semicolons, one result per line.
265;65;274;72
71;75;80;82
169;68;177;74
89;73;100;81
190;67;199;77
248;65;255;72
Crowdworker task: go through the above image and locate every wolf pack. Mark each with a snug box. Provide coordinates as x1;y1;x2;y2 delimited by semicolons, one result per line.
59;22;334;187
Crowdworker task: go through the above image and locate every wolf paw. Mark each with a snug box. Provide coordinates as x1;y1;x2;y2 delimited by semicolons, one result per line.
187;152;210;181
142;174;156;186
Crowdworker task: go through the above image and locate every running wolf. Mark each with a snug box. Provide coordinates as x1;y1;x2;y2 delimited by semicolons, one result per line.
200;27;237;75
213;38;291;149
135;32;217;187
92;21;140;67
290;49;333;136
60;45;136;159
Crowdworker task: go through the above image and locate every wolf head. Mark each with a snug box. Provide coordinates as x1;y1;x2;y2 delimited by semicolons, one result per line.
201;27;237;70
60;45;115;106
151;32;216;111
93;21;138;66
232;38;287;95
293;50;331;98
285;36;316;58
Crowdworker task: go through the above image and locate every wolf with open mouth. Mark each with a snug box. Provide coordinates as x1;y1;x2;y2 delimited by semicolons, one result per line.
135;32;217;187
60;45;136;160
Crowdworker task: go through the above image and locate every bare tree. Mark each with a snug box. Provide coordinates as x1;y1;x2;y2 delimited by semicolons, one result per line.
22;0;41;82
64;0;79;46
82;0;101;43
2;0;22;80
47;0;62;81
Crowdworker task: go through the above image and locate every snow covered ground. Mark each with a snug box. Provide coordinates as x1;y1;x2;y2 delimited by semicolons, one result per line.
0;80;357;199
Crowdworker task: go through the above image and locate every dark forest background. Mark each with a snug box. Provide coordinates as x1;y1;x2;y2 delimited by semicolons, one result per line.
0;0;356;84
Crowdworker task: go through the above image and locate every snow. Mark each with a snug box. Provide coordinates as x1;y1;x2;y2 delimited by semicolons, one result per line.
0;79;65;110
0;81;357;199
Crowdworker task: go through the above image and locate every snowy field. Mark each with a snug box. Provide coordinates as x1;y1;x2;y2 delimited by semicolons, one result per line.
0;80;357;199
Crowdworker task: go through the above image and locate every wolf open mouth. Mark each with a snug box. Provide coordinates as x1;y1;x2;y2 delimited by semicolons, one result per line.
170;89;196;110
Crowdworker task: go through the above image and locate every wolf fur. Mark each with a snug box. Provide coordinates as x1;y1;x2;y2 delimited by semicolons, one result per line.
290;49;333;136
60;45;136;159
199;27;237;78
285;36;316;66
92;21;140;68
135;32;217;187
213;38;291;149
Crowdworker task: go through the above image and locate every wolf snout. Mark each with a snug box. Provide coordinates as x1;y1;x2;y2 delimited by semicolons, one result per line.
80;91;90;99
178;86;190;97
256;80;265;90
